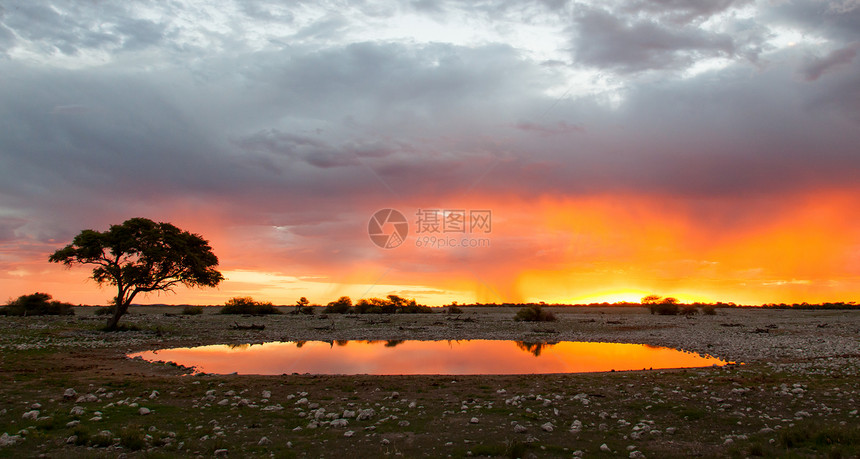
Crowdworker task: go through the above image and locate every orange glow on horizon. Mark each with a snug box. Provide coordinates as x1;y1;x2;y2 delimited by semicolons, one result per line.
3;189;860;306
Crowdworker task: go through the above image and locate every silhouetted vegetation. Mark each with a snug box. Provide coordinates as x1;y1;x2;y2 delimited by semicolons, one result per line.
1;292;74;316
641;296;680;315
515;341;557;356
324;296;352;314
293;297;315;315
220;297;281;315
763;302;860;310
181;305;204;315
94;305;116;316
49;217;223;330
446;305;464;314
353;295;431;314
514;304;556;322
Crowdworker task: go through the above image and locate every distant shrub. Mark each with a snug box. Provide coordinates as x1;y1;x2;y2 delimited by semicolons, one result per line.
353;296;430;314
220;297;281;315
514;305;556;322
94;305;116;316
643;296;680;315
446;305;463;314
702;305;717;315
1;293;74;316
325;296;352;314
292;297;315;315
182;306;204;315
680;305;699;316
651;303;680;315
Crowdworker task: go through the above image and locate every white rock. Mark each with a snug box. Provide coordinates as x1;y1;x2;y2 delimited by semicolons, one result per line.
629;451;646;459
76;394;98;403
149;390;159;399
258;436;272;446
70;406;85;416
63;388;77;400
470;417;479;424
262;390;271;399
214;449;228;457
600;443;611;452
343;410;356;418
22;410;39;421
139;407;151;415
344;430;355;437
356;408;375;420
331;419;349;428
541;422;554;432
514;424;528;433
381;438;390;445
0;433;22;446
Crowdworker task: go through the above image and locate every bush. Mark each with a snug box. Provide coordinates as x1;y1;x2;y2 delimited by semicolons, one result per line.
0;293;74;316
220;297;281;315
182;305;203;315
680;305;699;316
325;296;353;314
446;305;463;314
353;296;430;314
514;305;556;322
702;305;717;315
94;305;116;316
650;303;680;315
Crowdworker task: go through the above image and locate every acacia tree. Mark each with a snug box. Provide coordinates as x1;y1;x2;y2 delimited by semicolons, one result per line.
49;217;223;330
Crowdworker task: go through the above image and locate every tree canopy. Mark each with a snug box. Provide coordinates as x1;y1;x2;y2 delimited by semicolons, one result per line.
49;217;223;330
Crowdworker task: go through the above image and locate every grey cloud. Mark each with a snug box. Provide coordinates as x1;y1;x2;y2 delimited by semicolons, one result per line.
800;42;859;81
571;6;736;73
622;0;750;24
767;0;860;42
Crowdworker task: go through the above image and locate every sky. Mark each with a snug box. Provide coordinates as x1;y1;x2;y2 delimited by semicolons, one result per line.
1;0;859;306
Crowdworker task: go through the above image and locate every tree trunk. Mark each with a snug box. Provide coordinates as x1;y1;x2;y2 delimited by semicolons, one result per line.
105;299;129;331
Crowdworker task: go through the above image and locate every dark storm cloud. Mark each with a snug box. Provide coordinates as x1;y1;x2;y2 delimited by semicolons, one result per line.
2;0;860;252
570;6;736;73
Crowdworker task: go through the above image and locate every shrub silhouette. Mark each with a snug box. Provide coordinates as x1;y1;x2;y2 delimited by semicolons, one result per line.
325;296;352;314
1;293;74;316
702;305;717;315
182;306;204;315
293;297;315;315
220;297;280;315
353;296;431;314
680;304;699;316
514;304;556;322
643;295;681;315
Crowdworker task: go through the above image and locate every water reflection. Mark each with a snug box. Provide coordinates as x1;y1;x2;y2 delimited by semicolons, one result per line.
129;340;730;375
515;341;557;357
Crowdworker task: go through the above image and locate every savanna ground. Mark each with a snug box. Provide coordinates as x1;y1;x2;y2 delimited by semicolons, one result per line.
1;306;859;458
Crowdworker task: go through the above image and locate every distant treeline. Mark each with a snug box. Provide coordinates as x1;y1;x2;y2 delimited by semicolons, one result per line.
92;300;859;311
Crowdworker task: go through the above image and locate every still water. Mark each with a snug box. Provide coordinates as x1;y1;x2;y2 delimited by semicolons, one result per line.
129;340;730;375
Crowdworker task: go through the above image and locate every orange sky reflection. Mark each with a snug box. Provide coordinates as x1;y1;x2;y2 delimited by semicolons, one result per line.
128;340;730;375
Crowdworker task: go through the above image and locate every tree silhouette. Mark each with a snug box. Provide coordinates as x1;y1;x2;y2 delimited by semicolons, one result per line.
49;217;223;330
